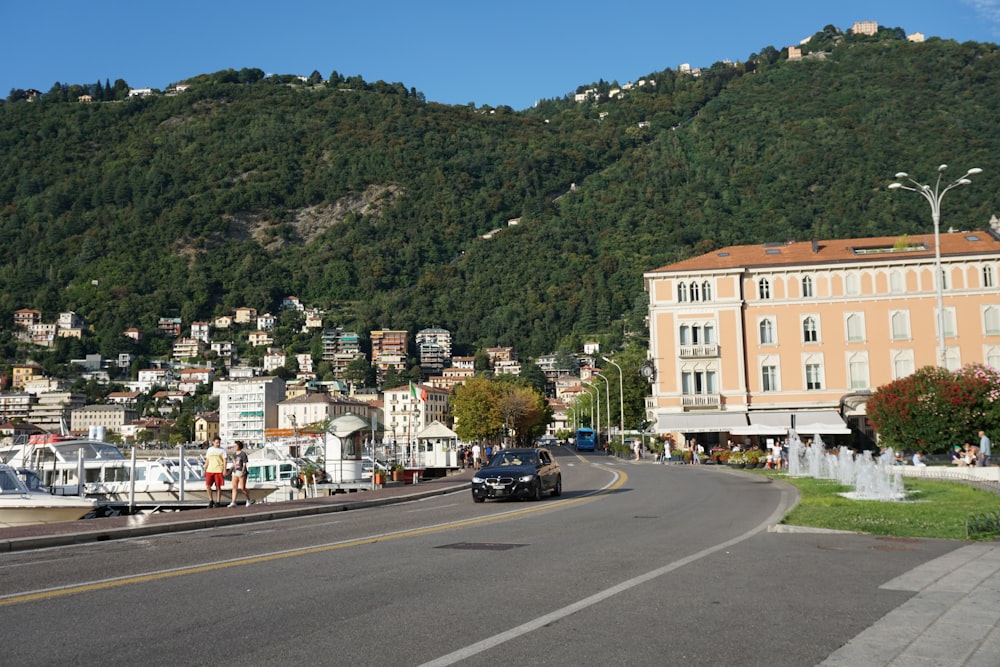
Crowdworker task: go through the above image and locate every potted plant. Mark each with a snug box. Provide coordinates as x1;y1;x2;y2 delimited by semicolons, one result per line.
299;461;320;484
391;463;405;482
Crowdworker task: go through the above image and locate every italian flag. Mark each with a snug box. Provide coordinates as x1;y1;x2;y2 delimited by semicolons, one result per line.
410;382;427;403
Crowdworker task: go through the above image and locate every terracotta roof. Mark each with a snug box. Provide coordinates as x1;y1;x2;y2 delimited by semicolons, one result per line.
647;229;1000;274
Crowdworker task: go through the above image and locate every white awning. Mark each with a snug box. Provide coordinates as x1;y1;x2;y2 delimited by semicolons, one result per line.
657;412;748;434
735;410;850;436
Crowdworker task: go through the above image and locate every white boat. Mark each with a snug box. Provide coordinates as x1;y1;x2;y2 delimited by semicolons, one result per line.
0;463;99;527
0;434;277;504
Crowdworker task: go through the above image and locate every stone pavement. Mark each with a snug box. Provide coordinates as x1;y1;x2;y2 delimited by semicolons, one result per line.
818;541;1000;667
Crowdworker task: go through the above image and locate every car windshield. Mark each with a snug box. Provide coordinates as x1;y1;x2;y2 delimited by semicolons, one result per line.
490;452;538;467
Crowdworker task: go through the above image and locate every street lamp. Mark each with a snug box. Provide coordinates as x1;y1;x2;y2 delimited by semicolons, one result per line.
889;165;983;366
583;380;600;436
602;355;625;447
598;373;611;447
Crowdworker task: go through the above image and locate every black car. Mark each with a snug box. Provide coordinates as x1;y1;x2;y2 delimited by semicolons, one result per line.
471;447;562;502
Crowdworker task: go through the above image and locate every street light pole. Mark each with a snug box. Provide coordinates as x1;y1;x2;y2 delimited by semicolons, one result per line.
602;355;625;447
889;165;983;366
583;380;600;437
598;373;611;447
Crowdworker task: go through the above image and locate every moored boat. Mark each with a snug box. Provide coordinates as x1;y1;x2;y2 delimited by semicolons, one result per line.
0;463;99;527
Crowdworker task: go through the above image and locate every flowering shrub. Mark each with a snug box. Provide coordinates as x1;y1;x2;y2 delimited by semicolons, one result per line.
867;364;999;453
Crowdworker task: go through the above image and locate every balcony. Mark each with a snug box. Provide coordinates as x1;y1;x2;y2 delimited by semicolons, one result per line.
681;394;721;409
678;344;720;358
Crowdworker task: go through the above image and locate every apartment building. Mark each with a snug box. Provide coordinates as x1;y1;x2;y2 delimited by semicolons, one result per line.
643;228;1000;445
382;383;450;444
213;376;285;446
416;328;452;376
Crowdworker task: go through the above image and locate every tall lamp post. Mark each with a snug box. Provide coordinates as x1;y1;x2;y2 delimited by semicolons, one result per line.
889;165;983;366
602;355;625;448
583;381;600;437
598;373;611;448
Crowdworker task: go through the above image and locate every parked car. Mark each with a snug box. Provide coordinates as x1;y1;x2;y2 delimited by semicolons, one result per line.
471;447;562;502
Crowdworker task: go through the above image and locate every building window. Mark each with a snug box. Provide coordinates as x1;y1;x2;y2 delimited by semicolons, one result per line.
893;350;915;379
986;346;1000;369
845;272;860;296
679;324;691;345
802;275;813;297
937;307;957;338
944;347;961;371
984;265;995;288
848;354;869;389
891;311;910;340
889;270;905;294
759;319;775;345
759;278;771;300
677;282;688;302
803;316;819;343
701;281;712;301
805;363;822;390
681;370;717;395
940;268;949;291
762;365;778;392
846;313;864;342
985;306;1000;335
701;324;716;344
690;282;700;302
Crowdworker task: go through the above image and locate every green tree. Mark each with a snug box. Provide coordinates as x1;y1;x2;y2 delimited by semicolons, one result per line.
450;377;503;443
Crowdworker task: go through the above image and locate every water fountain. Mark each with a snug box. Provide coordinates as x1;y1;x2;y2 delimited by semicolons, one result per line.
783;432;905;501
843;448;905;501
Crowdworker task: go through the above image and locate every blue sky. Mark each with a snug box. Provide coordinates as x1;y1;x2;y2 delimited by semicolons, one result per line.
4;1;1000;109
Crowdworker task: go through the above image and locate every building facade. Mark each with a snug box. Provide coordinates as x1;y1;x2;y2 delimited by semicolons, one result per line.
212;376;286;446
643;228;1000;444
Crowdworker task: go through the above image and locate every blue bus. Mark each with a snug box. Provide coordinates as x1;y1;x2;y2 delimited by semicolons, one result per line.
575;427;596;452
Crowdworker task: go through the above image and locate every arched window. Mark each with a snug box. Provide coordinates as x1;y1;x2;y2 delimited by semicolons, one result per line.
701;281;712;301
679;324;691;345
802;275;813;298
690;282;700;302
845;273;860;296
677;282;688;302
985;306;1000;335
703;324;716;344
889;270;905;294
759;319;775;345
803;316;818;343
758;278;771;300
891;311;910;340
983;265;995;288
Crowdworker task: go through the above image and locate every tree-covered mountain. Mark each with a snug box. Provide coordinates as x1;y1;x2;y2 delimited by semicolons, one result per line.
2;26;998;362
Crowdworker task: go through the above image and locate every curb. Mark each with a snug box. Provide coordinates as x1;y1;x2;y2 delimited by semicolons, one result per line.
0;481;471;553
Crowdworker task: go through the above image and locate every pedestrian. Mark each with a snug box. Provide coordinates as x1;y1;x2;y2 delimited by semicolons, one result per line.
228;441;253;507
662;441;672;465
691;438;701;465
204;437;227;508
633;439;641;461
472;442;482;469
978;430;992;467
912;451;927;467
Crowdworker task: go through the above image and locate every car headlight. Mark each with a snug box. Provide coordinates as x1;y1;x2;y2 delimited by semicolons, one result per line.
472;476;485;483
519;475;535;482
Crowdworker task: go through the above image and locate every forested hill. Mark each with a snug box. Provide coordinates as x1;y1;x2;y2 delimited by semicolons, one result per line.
2;27;999;361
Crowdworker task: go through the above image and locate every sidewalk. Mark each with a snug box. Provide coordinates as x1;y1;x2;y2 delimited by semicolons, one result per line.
819;542;1000;666
0;469;473;553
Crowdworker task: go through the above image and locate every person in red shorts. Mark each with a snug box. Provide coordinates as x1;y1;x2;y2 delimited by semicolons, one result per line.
204;437;227;508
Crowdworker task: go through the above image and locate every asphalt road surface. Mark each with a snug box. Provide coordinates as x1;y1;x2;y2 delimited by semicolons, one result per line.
0;449;963;666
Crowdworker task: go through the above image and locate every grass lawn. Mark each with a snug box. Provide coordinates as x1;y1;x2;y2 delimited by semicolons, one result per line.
760;470;1000;541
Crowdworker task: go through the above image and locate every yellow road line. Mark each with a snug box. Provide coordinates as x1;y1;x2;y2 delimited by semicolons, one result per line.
0;469;627;608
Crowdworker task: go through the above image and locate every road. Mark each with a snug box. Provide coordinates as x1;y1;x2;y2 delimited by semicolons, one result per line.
0;449;962;666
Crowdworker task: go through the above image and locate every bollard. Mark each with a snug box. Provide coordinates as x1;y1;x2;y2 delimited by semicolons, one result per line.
413;471;419;485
